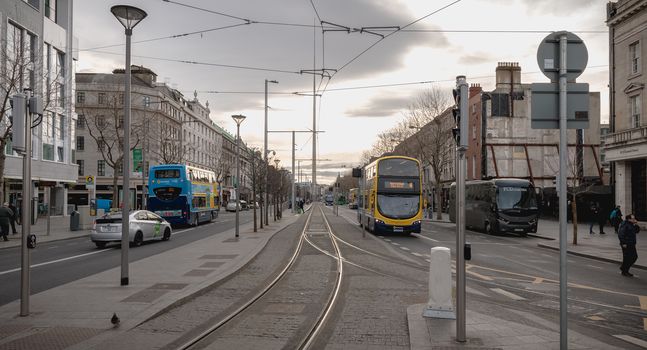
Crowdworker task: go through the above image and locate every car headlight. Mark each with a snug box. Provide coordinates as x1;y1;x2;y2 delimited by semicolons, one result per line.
529;218;537;224
499;218;509;224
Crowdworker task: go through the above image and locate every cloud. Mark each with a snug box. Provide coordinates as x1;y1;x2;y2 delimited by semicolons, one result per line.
344;95;410;118
519;0;601;16
458;52;497;65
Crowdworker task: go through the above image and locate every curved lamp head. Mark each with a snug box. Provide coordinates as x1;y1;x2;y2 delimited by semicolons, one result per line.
111;5;147;31
231;114;246;126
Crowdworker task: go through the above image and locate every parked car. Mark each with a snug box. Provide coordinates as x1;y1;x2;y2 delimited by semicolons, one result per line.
90;210;172;249
226;201;239;212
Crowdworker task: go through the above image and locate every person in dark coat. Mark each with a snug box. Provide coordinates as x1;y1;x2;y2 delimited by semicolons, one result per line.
589;201;600;234
7;202;18;234
618;214;640;277
0;203;14;241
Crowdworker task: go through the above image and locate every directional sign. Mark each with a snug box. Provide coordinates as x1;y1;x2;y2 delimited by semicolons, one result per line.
85;175;95;186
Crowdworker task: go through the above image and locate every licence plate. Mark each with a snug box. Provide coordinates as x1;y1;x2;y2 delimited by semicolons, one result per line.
157;210;180;217
102;226;118;232
393;226;403;232
514;228;524;232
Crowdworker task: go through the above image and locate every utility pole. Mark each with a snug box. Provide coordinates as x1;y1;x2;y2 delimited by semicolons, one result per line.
264;79;278;226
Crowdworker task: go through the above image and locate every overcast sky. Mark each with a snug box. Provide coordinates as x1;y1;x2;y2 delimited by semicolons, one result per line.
75;0;610;185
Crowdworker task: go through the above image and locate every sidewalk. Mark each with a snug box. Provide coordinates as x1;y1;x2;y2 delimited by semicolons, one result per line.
0;215;89;250
0;208;301;350
424;212;646;270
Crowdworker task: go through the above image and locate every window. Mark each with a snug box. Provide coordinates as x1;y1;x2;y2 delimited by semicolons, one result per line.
45;0;57;21
58;115;65;140
630;41;640;75
57;146;64;162
117;116;123;129
97;137;105;152
143;96;150;107
97;115;106;128
76;115;85;128
77;92;85;104
119;94;124;105
43;144;54;160
631;95;641;128
76;136;84;151
98;93;106;105
97;160;106;176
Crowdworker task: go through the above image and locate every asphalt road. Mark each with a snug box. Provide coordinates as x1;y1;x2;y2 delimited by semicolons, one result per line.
0;210;261;306
331;205;647;348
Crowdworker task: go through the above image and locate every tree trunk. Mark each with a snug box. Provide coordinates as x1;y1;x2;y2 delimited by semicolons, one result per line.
112;171;119;209
435;183;443;220
0;140;6;202
571;197;578;245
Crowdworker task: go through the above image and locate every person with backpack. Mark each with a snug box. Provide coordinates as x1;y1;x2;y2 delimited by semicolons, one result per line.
610;205;623;234
618;214;640;277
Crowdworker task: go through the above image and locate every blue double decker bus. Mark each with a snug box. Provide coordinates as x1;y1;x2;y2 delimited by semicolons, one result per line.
147;164;220;226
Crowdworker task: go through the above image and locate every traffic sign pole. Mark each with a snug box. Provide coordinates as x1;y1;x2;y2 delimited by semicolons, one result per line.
558;33;568;350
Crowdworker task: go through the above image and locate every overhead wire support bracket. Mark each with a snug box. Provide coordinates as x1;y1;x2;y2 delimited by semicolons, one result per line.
321;21;350;33
300;68;337;79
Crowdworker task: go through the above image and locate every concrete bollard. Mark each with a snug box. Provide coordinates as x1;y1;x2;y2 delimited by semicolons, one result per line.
423;247;456;319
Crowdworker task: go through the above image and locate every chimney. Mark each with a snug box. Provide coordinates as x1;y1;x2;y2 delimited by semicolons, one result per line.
469;83;482;98
495;62;522;91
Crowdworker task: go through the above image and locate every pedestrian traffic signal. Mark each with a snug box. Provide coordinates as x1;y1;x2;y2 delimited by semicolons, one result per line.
452;76;469;147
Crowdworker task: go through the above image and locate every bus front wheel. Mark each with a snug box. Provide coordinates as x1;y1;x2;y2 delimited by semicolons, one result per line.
485;222;496;235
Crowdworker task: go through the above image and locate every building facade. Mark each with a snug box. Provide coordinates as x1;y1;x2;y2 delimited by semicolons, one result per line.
73;66;241;209
604;0;647;220
1;0;78;216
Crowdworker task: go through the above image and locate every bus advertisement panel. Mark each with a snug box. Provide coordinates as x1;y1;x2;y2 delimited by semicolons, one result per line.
348;188;358;209
147;164;220;226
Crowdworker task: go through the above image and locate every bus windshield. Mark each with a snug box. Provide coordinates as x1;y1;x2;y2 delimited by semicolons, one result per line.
378;158;419;177
497;186;537;210
155;169;181;178
377;194;419;219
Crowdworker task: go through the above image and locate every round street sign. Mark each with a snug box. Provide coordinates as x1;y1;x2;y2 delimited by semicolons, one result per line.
86;175;95;185
537;31;588;82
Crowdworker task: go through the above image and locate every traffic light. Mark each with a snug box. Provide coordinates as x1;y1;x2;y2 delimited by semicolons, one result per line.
452;76;469;147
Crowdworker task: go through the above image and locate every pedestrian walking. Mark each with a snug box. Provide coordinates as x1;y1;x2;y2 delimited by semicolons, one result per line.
610;205;623;233
589;201;600;234
0;202;14;241
8;202;18;234
618;214;640;277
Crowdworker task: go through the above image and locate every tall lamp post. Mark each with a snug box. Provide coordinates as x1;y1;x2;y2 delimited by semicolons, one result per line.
264;79;278;226
274;159;280;221
232;114;246;238
111;4;147;286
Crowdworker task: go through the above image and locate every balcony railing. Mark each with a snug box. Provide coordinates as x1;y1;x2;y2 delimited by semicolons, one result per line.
603;125;647;146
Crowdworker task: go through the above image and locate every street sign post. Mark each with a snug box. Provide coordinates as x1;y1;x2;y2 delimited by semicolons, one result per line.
86;175;96;216
533;31;589;350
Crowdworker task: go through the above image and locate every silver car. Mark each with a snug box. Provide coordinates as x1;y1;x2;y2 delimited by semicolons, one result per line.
91;210;172;249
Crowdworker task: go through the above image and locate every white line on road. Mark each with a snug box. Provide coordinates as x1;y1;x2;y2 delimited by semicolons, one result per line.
0;249;111;276
384;238;391;242
399;246;410;251
612;335;647;349
411;233;438;242
490;288;526;301
411;252;423;257
391;242;400;246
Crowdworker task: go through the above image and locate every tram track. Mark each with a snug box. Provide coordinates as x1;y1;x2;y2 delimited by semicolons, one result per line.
176;205;344;350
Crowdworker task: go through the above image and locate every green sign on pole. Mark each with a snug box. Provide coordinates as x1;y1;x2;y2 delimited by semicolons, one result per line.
133;148;142;172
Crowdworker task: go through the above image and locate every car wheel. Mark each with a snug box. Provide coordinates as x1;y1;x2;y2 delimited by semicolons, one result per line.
485;222;493;235
162;228;171;241
95;241;107;249
132;232;143;247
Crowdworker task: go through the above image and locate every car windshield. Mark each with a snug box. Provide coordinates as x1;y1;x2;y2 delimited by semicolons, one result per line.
377;194;419;219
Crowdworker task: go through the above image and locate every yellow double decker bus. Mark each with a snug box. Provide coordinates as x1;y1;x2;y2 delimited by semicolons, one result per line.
358;156;423;234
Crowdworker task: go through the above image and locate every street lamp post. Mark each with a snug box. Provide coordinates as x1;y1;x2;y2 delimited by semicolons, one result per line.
264;79;278;226
111;4;147;286
274;159;280;221
232;114;246;238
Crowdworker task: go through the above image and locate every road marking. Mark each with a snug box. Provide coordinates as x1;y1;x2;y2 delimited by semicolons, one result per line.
411;233;438;242
399;246;410;251
391;242;400;246
466;286;488;297
640;296;647;331
533;277;544;284
490;288;526;301
411;252;423;257
612;335;647;348
0;249;111;276
466;270;493;281
384;238;391;242
586;315;605;321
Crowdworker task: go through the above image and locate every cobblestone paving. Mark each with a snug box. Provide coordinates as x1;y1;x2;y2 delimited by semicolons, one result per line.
90;218;306;350
315;213;428;350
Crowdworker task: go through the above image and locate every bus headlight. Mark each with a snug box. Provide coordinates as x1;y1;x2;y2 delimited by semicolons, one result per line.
529;218;537;225
375;219;384;224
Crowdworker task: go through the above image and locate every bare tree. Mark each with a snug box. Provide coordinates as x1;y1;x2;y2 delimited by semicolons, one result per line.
403;87;454;220
0;31;60;200
146;117;184;164
80;92;142;208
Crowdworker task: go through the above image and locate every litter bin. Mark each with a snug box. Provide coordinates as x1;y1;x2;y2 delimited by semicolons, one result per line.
70;210;80;231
